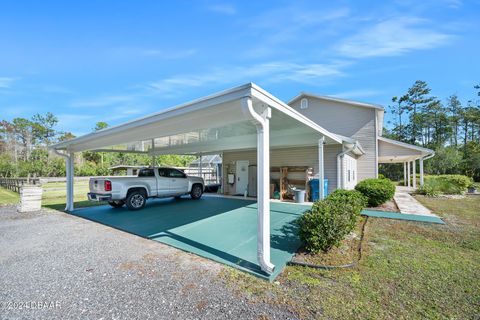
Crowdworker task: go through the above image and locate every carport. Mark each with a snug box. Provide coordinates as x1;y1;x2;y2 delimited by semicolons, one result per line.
378;137;434;188
50;83;342;277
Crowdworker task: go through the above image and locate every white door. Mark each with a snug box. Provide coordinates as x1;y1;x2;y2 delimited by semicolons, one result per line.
343;155;358;190
235;160;249;195
167;168;189;195
156;168;171;196
138;168;158;196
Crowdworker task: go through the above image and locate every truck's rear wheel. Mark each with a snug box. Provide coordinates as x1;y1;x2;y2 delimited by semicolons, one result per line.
126;190;147;210
108;200;125;208
190;184;203;200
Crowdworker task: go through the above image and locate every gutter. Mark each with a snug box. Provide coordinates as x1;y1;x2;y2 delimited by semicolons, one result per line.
337;143;357;189
422;152;435;161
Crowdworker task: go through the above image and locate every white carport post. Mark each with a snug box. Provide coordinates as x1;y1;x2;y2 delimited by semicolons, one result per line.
407;161;411;187
420;158;424;186
241;97;275;275
403;162;407;186
318;136;325;200
65;152;74;211
412;159;417;189
198;153;203;177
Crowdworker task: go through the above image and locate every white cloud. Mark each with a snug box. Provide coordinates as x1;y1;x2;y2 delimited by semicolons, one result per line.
147;61;345;96
0;77;18;89
57;114;96;128
243;6;350;58
109;47;197;59
336;17;452;58
70;95;136;108
207;4;236;15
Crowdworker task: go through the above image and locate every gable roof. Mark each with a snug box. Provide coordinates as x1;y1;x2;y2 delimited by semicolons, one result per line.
288;92;384;110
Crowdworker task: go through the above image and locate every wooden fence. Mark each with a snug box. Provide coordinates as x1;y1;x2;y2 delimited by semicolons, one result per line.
0;177;41;193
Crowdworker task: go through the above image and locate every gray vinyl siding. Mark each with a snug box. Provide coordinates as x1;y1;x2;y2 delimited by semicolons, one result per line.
290;97;378;181
222;145;341;195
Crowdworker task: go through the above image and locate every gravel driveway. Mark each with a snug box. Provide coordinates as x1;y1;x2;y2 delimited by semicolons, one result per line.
0;206;295;319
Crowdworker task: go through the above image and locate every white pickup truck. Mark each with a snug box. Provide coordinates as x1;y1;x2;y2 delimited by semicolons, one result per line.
88;167;205;210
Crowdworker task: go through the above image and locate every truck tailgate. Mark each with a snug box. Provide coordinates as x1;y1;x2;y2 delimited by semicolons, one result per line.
90;178;108;193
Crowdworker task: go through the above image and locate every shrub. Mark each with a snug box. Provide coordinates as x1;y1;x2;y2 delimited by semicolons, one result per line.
297;189;367;253
355;178;395;207
377;173;386;180
418;174;472;195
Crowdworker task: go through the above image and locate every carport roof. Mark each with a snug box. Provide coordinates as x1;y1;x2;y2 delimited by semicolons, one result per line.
51;83;344;154
378;137;434;163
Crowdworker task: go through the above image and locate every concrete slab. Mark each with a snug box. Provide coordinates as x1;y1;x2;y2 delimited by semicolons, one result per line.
71;197;311;281
394;187;439;217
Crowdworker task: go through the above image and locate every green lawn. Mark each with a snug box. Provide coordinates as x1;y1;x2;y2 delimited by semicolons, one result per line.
0;187;20;205
221;195;480;319
1;181;103;210
41;180;105;210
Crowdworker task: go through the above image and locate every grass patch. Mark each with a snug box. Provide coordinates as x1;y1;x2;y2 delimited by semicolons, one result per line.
0;187;20;205
41;180;104;210
220;196;480;319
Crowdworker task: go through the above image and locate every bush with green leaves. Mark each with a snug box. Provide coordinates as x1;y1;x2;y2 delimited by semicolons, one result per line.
418;174;472;195
297;189;367;253
355;178;395;207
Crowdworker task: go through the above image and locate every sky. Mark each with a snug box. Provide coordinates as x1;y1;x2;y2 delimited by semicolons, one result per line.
0;0;479;136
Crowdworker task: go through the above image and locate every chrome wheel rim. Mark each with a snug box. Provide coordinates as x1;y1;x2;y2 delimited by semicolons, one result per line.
193;186;202;197
130;194;144;208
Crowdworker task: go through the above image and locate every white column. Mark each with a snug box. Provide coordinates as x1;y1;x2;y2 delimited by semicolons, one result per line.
407;161;411;187
241;97;274;275
65;152;74;211
412;159;417;189
318;137;325;200
198;153;203;177
151;139;156;166
420;158;424;186
403;162;407;186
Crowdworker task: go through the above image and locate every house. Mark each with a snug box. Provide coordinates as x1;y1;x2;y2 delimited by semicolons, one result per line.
222;91;433;198
50;82;434;275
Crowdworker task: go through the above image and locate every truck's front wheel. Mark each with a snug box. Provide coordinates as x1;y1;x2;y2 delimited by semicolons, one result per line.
190;184;203;200
126;191;147;210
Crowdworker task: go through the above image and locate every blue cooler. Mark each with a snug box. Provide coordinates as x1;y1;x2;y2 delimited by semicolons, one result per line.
309;179;329;201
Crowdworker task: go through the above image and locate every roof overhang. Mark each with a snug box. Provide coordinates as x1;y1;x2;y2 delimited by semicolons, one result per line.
378;137;434;163
50;83;342;155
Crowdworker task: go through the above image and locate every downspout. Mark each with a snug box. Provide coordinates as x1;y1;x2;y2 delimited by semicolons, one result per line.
336;143;357;190
241;97;275;275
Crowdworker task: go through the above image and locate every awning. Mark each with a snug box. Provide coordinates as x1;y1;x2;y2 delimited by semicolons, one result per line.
378;137;434;163
51;83;342;154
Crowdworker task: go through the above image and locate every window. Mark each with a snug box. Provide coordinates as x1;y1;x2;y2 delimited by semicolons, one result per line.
157;168;168;177
300;98;309;109
168;169;186;178
138;168;155;177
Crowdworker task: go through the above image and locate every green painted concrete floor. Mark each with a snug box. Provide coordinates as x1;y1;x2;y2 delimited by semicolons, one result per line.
71;196;311;281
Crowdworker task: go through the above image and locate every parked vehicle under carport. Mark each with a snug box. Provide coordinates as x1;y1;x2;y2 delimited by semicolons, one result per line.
88;167;205;210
